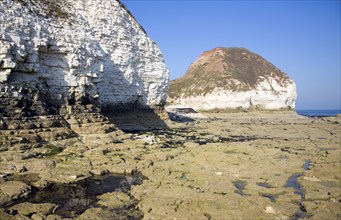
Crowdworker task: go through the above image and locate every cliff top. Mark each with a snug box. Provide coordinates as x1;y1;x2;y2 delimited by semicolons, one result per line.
8;0;146;33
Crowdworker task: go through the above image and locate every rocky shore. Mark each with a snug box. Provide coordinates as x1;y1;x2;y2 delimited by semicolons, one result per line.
2;1;338;219
0;111;340;219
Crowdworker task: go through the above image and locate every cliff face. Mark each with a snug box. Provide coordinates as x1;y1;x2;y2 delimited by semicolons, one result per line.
0;0;169;114
168;48;296;110
0;0;169;144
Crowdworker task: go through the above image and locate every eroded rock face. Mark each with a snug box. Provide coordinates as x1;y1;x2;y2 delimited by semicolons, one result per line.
0;0;169;143
168;47;296;110
0;0;169;112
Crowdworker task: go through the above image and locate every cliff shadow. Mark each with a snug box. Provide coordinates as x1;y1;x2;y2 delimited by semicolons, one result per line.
102;107;169;132
94;45;169;131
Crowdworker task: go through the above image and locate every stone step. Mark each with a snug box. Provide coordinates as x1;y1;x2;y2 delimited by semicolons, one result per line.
68;121;116;134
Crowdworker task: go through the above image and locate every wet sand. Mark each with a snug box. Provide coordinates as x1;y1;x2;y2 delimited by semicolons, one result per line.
0;112;340;219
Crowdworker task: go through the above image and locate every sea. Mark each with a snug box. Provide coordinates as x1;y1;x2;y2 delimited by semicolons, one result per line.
296;109;341;117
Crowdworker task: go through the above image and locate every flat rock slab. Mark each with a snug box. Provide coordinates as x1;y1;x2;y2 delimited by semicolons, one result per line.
0;181;31;206
8;202;57;216
97;191;133;209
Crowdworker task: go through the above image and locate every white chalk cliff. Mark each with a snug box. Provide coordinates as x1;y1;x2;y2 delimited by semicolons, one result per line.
0;0;169;111
168;48;296;110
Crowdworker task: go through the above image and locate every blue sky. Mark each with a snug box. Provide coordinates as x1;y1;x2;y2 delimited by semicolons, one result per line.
121;0;341;110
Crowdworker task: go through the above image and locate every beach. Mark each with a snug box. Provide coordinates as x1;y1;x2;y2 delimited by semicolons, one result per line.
0;111;340;219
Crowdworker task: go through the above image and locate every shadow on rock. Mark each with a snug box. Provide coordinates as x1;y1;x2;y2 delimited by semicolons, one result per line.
102;106;169;132
167;112;195;123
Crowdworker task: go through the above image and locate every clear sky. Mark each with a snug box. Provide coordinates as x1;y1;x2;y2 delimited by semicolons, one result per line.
121;0;341;110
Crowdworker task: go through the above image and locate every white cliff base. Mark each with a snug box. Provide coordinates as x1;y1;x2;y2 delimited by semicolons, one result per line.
173;80;296;111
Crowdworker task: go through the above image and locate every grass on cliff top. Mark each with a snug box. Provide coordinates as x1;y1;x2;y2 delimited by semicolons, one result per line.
169;65;242;99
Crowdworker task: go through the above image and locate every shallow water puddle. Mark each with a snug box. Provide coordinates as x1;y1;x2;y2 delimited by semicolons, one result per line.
257;182;278;203
6;173;144;219
257;182;272;188
233;180;249;196
284;160;315;219
219;135;257;143
319;147;337;151
303;160;311;170
260;193;277;202
284;173;310;219
279;155;288;161
284;173;304;199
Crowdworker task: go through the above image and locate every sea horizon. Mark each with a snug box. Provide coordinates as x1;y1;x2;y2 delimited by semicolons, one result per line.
296;109;341;117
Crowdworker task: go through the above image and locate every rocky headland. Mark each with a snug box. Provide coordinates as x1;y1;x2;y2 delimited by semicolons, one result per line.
168;47;297;110
0;1;340;220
